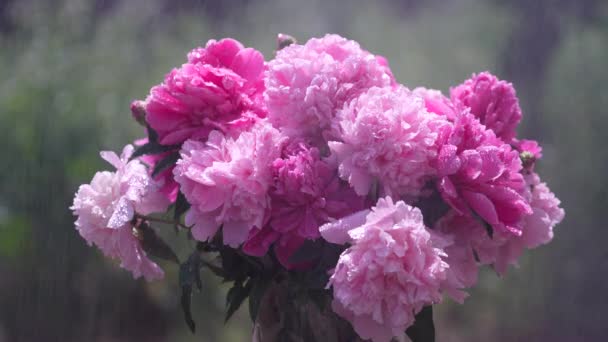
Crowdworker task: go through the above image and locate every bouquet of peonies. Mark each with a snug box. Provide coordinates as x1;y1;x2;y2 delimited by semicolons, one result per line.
71;34;564;342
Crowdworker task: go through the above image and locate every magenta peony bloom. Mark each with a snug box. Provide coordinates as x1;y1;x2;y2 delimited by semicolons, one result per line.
265;34;393;142
434;109;532;236
433;212;483;301
450;72;522;141
519;173;564;248
490;172;564;274
243;142;365;268
145;38;266;145
324;197;449;342
329;86;442;198
435;172;563;275
71;145;170;280
413;87;459;121
173;123;284;247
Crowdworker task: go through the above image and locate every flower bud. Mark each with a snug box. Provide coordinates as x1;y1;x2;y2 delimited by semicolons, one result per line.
520;151;536;170
277;33;296;51
130;100;147;126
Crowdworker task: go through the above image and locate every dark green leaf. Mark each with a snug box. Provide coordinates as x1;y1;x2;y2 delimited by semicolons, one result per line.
225;279;252;323
219;247;251;282
180;286;195;333
406;306;435;342
307;289;330;312
415;189;450;227
201;259;227;278
138;223;179;264
179;252;203;333
152;151;179;177
289;239;324;264
174;191;191;222
130;141;177;160
146;124;159;144
303;269;330;290
248;276;271;322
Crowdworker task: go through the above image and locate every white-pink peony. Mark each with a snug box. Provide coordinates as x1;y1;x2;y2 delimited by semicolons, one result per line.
71;145;170;280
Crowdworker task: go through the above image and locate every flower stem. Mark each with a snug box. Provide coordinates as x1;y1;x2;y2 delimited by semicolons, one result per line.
136;214;190;230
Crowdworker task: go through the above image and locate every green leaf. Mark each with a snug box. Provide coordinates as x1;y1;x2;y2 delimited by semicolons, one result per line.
219;247;253;282
415;189;450;227
152;151;179;177
146;124;159;143
130;141;177;160
201;259;227;278
174;191;191;222
225;279;253;323
179;252;203;333
288;239;324;264
248;276;271;322
138;223;179;264
180;286;195;333
406;306;435;342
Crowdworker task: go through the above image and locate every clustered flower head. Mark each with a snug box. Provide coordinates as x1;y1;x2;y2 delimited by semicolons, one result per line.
265;34;394;144
71;145;169;280
322;197;449;342
72;34;564;342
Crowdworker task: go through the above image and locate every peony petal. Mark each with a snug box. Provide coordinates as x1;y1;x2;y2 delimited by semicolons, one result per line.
319;209;370;244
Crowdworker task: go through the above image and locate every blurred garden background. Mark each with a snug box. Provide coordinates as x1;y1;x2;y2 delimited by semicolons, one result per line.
1;0;607;341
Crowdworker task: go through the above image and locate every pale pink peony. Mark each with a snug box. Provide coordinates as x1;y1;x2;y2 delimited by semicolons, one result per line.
243;142;365;267
434;109;532;236
329;86;442;198
324;197;449;342
145;38;266;145
265;34;393;142
71;145;170;280
450;72;522;141
173;123;284;247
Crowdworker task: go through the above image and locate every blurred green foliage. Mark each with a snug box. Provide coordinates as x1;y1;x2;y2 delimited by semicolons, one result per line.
0;0;606;341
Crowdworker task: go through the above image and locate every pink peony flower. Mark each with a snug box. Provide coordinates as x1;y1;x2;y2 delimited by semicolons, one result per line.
433;212;482;301
329;86;442;198
519;173;564;248
435;172;563;276
71;145;170;280
450;72;522;141
145;38;266;145
265;34;393;142
413;87;459;121
243;142;365;268
323;197;449;342
173;123;284;247
434;109;532;236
